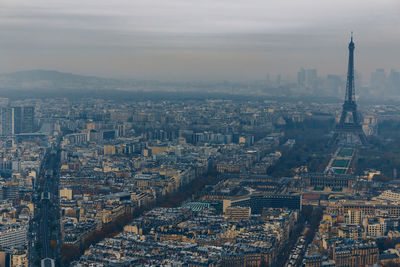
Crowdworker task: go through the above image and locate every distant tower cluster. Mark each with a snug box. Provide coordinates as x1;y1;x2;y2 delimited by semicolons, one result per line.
330;34;367;145
0;106;35;136
297;68;318;89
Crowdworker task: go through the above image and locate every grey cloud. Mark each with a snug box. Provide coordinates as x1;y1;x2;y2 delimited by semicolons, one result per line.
1;0;399;80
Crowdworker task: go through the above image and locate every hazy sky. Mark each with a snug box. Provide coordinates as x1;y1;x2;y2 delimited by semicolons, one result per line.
1;0;400;81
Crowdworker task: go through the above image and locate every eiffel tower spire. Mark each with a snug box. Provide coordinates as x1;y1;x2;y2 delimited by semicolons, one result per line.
345;32;355;103
330;34;367;145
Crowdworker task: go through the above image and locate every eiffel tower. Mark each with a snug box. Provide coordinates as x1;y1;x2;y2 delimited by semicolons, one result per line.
330;34;367;145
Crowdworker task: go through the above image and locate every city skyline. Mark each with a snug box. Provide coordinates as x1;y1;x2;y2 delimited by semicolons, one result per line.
2;1;400;266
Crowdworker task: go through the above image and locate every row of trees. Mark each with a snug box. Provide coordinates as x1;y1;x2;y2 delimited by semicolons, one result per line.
275;206;324;266
59;174;219;266
356;135;400;179
268;118;334;177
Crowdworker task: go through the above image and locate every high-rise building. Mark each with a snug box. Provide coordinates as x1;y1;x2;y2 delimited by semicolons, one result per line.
22;106;34;133
12;106;22;134
1;107;13;136
325;74;344;95
306;69;317;88
370;68;386;89
298;68;318;89
298;68;306;87
0;106;35;136
388;69;400;91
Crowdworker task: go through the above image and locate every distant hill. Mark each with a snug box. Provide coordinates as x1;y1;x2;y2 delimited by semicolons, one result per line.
0;70;127;90
0;70;231;92
0;70;266;94
0;70;346;102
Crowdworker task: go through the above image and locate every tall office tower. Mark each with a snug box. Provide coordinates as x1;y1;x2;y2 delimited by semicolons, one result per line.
265;73;271;85
1;106;35;136
330;35;367;145
370;68;386;89
22;106;34;133
326;74;343;95
1;107;13;136
305;69;318;88
297;68;318;89
388;69;400;91
12;106;22;134
297;68;306;87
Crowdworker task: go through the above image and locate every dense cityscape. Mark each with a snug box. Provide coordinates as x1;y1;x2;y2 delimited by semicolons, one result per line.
0;38;399;266
2;1;400;266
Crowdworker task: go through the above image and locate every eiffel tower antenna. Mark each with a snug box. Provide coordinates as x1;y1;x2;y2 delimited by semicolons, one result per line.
330;34;367;145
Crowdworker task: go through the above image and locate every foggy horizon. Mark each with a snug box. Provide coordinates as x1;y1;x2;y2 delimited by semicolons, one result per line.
1;0;400;81
3;2;400;266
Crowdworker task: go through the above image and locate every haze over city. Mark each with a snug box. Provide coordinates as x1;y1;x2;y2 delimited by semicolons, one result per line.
1;0;400;81
2;1;400;267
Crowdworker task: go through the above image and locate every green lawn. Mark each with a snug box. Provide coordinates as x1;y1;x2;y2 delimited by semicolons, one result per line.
337;148;354;157
333;168;346;174
332;159;350;168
